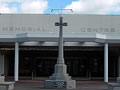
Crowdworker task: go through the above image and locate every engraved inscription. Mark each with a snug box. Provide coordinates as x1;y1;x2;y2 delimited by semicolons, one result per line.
54;81;66;88
2;26;47;32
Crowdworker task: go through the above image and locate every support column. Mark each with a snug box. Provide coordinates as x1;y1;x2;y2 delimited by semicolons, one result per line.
104;43;108;82
14;42;19;81
0;53;4;76
118;56;120;77
117;56;120;83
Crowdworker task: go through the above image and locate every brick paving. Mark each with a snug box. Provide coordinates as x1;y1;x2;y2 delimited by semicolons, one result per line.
14;80;109;90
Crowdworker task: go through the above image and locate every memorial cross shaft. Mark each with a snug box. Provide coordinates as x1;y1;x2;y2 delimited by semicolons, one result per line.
55;16;67;64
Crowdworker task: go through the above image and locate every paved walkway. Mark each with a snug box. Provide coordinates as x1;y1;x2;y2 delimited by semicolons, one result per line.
14;80;109;90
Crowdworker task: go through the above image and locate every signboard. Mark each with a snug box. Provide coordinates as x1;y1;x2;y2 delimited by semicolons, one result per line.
0;14;119;34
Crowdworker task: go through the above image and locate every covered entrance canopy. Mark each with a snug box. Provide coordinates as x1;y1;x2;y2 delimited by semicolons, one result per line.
1;42;119;82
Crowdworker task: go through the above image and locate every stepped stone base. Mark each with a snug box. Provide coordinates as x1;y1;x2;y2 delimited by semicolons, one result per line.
0;76;4;83
0;82;15;90
45;80;76;89
117;77;120;83
45;60;76;89
107;83;120;90
107;77;120;90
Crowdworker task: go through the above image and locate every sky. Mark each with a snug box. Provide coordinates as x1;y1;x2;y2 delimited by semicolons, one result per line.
0;0;120;14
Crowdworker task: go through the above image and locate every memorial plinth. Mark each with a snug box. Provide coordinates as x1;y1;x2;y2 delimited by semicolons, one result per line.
45;63;76;89
45;16;76;89
0;76;15;90
108;77;120;90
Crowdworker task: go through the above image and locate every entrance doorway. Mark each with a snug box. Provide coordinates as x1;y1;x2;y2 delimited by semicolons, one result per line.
19;56;104;79
65;57;104;79
18;52;105;80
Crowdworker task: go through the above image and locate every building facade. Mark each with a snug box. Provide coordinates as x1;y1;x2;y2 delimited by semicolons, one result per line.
0;14;120;82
